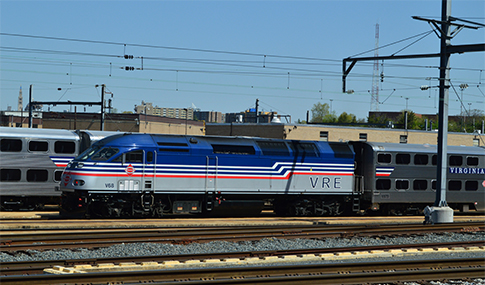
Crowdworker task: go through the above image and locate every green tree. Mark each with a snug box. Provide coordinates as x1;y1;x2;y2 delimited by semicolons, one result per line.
367;113;390;127
310;102;337;123
337;112;356;124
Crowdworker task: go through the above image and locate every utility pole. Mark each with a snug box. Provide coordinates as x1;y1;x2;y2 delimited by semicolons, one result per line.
100;84;105;131
342;0;484;224
28;85;33;128
255;99;259;124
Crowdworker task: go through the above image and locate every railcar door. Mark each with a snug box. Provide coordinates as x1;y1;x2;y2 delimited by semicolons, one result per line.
205;156;218;211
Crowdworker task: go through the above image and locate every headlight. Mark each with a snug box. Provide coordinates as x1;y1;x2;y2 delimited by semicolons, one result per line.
73;180;85;186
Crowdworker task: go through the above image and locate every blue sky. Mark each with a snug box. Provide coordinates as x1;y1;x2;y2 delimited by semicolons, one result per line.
1;0;484;122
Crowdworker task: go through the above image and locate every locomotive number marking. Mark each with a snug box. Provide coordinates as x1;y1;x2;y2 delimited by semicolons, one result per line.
105;183;115;188
309;177;341;189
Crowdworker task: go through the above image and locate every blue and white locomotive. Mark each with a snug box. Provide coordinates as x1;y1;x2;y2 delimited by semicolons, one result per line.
59;133;485;218
60;133;357;217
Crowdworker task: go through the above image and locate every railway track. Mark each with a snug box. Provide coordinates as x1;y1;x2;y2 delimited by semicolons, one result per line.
1;256;483;285
1;222;483;252
1;240;484;276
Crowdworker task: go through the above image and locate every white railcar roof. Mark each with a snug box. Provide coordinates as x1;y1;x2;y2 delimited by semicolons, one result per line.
365;141;485;156
0;127;79;141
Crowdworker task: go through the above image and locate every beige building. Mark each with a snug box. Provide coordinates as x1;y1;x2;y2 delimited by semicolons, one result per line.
134;101;194;120
205;123;483;147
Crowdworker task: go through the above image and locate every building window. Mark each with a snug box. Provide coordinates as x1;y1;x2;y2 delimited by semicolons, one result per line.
400;135;407;144
320;131;328;142
359;133;367;141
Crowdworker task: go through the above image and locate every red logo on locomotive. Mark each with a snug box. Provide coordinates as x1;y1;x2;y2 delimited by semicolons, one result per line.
125;164;135;176
63;172;71;186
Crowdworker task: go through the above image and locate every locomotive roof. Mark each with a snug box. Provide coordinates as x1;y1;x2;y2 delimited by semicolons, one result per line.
364;141;485;156
0;127;79;141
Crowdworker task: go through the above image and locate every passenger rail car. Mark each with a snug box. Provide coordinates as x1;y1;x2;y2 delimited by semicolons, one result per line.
59;133;485;218
0;127;118;210
352;142;485;215
60;133;357;218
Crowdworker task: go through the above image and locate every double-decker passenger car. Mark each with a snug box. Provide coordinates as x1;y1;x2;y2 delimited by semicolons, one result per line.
0;127;118;210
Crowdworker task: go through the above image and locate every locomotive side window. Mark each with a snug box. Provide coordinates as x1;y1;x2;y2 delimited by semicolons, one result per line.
395;180;409;190
289;142;319;157
466;156;479;166
91;147;119;161
414;154;428;165
257;141;290;156
27;169;48;182
465;181;478;191
396;154;410;165
1;139;22;152
377;153;391;164
376;179;391;190
29;141;48;152
125;150;144;162
54;170;63;182
448;180;461;191
212;144;255;155
449;155;463;166
329;143;353;158
0;169;21;181
413;180;427;190
55;141;76;154
157;142;190;153
147;152;153;163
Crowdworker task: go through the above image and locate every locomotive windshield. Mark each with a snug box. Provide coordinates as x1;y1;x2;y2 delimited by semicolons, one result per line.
77;146;119;161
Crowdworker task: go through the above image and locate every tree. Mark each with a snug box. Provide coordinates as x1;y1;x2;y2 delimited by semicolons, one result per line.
337;112;356;124
310;103;337;123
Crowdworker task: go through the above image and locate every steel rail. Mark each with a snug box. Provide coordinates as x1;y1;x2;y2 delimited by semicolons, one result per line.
1;222;483;252
1;240;483;276
1;257;483;285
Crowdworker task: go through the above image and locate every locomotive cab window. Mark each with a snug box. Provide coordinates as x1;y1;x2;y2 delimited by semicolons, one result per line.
91;147;119;161
1;139;22;152
29;141;48;152
55;141;76;154
125;150;144;163
377;153;391;164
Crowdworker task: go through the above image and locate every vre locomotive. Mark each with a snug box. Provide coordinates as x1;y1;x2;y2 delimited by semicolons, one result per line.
0;127;118;210
59;133;485;218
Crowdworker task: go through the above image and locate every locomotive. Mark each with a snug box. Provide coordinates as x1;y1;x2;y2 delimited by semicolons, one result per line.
0;127;119;210
59;133;485;218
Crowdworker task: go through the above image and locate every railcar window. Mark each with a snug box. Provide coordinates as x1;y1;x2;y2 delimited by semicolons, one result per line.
432;155;437;165
55;141;76;154
1;139;22;152
29;141;48;152
413;180;427;190
257;141;290;156
431;180;437;190
0;169;21;181
54;170;63;182
125;150;144;163
465;181;478;191
396;180;409;190
466;156;479;166
414;154;429;165
376;179;391;190
377;153;391;164
449;156;463;166
91;147;119;161
27;169;48;182
212;144;255;155
396;154;410;165
448;180;461;191
289;142;319;157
